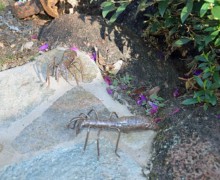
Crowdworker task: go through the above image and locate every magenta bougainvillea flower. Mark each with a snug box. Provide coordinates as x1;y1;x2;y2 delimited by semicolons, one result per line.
136;99;143;106
39;43;49;51
153;117;163;123
173;88;180;98
103;76;112;85
148;101;158;115
70;46;79;51
106;87;113;95
136;94;147;106
31;34;38;40
140;94;147;101
150;107;158;115
92;52;97;61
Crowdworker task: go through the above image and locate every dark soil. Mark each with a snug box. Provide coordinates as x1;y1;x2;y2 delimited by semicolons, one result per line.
149;100;220;179
0;3;52;71
0;1;219;179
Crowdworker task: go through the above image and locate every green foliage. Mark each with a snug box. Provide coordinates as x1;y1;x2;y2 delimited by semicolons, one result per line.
0;2;5;12
100;0;130;23
180;0;193;23
100;0;220;109
119;73;133;86
112;73;134;89
182;51;220;109
150;94;165;107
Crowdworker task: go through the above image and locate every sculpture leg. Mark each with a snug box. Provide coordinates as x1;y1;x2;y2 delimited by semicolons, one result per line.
115;128;121;158
109;112;119;120
84;126;91;151
97;129;102;159
87;109;99;120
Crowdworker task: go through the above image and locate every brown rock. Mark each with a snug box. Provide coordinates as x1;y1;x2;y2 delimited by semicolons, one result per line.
12;0;42;19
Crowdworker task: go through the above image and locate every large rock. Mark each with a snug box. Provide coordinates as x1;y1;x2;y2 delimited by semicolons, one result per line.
0;48;156;179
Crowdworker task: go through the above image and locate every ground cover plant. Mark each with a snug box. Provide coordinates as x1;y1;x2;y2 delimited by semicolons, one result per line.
99;0;220;110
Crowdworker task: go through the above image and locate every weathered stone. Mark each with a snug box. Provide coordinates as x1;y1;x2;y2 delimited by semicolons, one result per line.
0;48;156;179
76;51;99;83
0;62;53;129
11;87;107;153
12;0;42;19
0;48;99;129
0;140;145;180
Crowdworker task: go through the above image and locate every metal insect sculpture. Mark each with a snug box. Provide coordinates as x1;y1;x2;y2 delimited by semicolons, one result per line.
67;109;159;158
46;50;83;87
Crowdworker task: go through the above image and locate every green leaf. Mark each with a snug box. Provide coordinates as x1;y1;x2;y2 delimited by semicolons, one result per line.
202;72;211;79
173;38;191;47
182;98;198;105
193;24;203;30
101;2;116;18
198;45;205;52
211;5;220;19
204;30;219;45
208;94;217;105
205;79;212;89
204;26;217;32
112;79;118;86
195;55;208;62
204;0;214;3
198;62;208;68
211;82;220;89
150;94;164;101
180;0;193;23
169;27;178;36
200;2;210;17
194;90;205;97
158;0;169;17
215;38;220;46
109;3;128;23
101;1;113;8
194;76;204;88
136;0;154;16
213;71;220;84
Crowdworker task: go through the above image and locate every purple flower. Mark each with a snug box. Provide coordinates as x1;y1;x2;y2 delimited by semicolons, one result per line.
39;43;49;51
31;34;38;40
70;46;79;52
150;108;158;115
140;94;147;101
137;99;143;106
154;117;163;123
136;94;147;106
173;88;180;98
90;52;97;61
217;114;220;119
104;76;112;85
106;87;113;95
148;101;158;115
193;69;203;76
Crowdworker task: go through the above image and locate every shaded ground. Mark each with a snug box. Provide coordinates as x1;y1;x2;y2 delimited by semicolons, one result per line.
0;1;219;179
149;100;220;179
